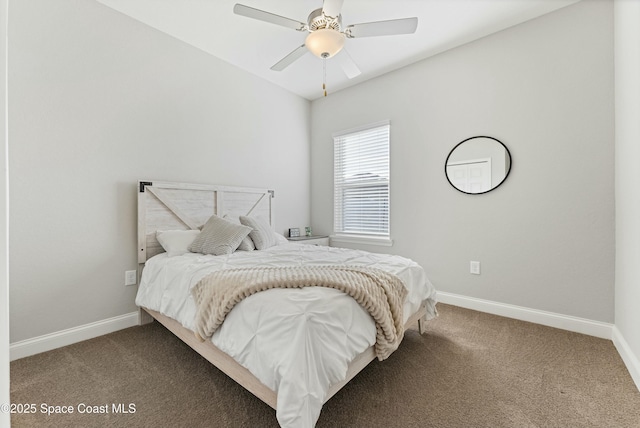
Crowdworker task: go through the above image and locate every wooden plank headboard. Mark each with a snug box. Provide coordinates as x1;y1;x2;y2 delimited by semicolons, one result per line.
137;181;274;263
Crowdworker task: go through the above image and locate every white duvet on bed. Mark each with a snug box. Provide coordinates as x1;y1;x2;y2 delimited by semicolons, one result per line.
135;243;437;428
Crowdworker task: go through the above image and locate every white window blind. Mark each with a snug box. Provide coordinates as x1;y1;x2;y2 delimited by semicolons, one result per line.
334;122;390;240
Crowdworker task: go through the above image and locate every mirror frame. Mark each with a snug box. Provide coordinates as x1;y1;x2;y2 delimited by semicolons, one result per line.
445;136;512;195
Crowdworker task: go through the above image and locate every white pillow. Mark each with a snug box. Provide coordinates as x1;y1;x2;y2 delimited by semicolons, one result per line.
274;232;289;245
156;230;200;257
239;215;277;250
188;215;252;256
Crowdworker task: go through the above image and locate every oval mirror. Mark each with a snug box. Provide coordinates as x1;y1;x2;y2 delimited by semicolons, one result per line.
445;136;512;194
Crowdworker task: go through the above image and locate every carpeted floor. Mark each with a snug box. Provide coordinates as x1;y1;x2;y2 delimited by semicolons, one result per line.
10;304;640;428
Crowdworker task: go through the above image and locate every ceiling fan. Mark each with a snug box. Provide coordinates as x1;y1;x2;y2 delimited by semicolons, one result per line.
233;0;418;91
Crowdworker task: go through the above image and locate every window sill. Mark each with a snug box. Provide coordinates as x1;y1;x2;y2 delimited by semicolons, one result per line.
330;234;393;247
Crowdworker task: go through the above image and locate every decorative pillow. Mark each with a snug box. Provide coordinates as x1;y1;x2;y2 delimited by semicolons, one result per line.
274;232;289;245
188;215;252;256
239;215;277;250
156;230;201;257
222;215;256;251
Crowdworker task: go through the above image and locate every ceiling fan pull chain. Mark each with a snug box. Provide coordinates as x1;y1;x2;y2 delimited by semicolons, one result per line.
323;56;327;97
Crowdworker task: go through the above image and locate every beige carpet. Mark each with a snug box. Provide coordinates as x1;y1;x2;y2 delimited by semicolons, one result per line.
10;304;640;427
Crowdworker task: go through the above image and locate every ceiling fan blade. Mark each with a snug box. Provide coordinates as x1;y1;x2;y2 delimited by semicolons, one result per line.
322;0;344;19
271;44;309;71
336;49;361;79
233;4;306;31
346;17;418;38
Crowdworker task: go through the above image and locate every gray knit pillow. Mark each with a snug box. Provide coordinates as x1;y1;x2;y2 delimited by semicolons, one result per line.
222;215;256;251
188;215;252;256
239;216;277;250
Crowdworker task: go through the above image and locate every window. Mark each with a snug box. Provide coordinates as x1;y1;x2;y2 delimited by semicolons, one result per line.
333;121;391;245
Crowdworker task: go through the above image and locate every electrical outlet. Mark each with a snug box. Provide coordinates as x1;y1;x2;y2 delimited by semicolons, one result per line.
125;270;137;286
470;261;480;275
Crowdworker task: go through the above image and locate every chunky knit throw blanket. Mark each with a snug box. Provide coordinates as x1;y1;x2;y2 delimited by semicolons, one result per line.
191;265;408;361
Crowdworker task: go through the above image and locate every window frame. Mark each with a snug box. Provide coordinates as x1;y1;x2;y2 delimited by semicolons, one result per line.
331;120;392;247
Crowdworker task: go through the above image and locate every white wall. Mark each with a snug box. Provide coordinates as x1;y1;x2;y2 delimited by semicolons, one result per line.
0;0;9;423
8;0;311;343
614;0;640;388
311;0;615;322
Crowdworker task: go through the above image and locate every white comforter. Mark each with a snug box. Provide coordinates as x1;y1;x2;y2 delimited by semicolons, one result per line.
135;243;437;427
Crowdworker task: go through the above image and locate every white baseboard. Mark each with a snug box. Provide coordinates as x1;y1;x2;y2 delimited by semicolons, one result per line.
7;296;639;393
10;312;139;361
612;326;640;391
437;291;613;339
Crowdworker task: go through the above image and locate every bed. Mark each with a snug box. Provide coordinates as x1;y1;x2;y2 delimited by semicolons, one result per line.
136;180;438;427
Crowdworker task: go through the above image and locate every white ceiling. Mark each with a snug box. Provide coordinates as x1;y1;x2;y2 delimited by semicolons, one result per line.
96;0;580;100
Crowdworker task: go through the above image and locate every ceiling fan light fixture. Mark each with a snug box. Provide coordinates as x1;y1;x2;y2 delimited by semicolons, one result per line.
305;29;345;58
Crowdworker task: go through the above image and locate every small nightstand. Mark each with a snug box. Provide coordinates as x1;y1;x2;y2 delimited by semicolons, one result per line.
287;235;330;246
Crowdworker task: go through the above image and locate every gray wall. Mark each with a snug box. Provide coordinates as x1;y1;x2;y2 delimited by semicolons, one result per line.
0;0;9;422
311;0;615;322
614;0;640;383
8;0;311;342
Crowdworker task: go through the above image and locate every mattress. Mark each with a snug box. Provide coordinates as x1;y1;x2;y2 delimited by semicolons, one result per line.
136;242;437;427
